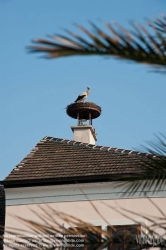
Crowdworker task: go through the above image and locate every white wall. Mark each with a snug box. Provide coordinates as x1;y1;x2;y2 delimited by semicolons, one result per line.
4;182;166;249
6;197;166;228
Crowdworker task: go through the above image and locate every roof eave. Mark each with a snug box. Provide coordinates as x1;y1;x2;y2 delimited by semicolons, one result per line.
1;173;140;189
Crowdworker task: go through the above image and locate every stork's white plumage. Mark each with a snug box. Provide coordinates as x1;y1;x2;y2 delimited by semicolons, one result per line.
75;87;90;103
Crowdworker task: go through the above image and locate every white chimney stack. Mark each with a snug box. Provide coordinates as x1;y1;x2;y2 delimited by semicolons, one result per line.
71;125;97;145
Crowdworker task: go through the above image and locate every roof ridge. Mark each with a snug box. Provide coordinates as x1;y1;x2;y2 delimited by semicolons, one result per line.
41;136;155;158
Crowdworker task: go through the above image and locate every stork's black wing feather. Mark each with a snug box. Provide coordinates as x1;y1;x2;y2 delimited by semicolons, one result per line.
75;95;86;102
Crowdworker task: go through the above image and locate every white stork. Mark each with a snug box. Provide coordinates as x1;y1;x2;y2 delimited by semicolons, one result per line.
74;87;90;103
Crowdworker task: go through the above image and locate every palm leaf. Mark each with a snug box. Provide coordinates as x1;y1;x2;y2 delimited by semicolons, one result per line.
27;15;166;70
148;14;166;34
116;134;166;196
5;204;166;249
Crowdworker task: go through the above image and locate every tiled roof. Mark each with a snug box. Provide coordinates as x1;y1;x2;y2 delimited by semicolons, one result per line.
3;136;154;187
0;185;5;250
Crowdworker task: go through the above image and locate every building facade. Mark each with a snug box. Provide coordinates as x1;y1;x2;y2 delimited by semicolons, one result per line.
1;102;166;249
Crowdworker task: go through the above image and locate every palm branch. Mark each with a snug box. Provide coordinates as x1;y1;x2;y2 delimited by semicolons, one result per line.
3;205;128;250
4;204;166;249
148;14;166;34
27;15;166;70
116;134;166;196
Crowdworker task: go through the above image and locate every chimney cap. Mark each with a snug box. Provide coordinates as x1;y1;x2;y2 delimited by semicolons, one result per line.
66;102;101;120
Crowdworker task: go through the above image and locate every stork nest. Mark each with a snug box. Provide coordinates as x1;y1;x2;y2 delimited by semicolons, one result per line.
66;102;101;120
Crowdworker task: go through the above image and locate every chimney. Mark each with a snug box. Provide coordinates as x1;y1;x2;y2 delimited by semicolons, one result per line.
66;102;101;145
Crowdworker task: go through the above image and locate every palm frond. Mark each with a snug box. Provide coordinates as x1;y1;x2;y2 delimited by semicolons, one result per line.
4;205;132;250
103;200;166;249
148;14;166;34
27;15;166;70
117;134;166;196
5;204;166;249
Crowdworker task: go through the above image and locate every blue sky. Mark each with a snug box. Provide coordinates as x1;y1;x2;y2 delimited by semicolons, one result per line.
0;0;166;180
